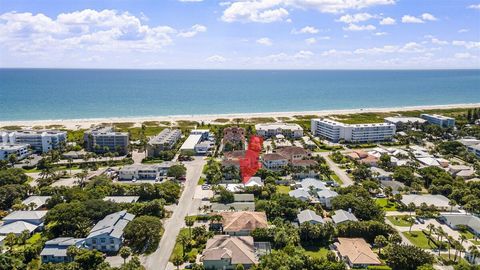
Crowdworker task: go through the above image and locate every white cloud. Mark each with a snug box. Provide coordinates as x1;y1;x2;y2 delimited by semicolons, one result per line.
353;42;426;55
294;50;313;59
221;1;289;23
291;26;319;34
0;10;178;54
343;23;376;31
421;13;437;21
455;52;476;59
374;32;387;36
379;17;396;25
305;37;316;45
468;4;480;9
337;13;374;23
458;29;469;33
177;24;207;38
321;49;352;56
452;40;480;49
401;15;424;23
205;55;227;63
256;37;272;46
178;0;203;2
220;0;395;23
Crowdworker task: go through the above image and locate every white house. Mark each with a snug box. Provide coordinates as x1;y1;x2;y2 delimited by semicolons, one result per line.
84;210;135;253
317;189;338;208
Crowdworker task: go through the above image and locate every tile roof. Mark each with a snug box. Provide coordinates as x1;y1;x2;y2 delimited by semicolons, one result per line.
276;146;310;157
218;211;268;233
202;235;257;265
262;153;287;161
335;238;381;266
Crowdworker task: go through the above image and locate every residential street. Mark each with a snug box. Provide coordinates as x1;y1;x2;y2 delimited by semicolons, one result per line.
143;156;206;270
319;152;354;187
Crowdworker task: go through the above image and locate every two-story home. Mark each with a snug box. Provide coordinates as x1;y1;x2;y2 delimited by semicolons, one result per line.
84;210;135;253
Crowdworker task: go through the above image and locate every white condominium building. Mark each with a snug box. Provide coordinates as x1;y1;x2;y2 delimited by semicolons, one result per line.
0;130;67;153
84;127;129;155
255;123;303;138
311;118;396;143
0;144;30;161
420;114;456;128
147;129;182;157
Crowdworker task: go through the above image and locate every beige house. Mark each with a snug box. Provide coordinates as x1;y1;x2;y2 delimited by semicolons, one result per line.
201;235;258;270
334;238;381;268
217;211;268;236
275;146;311;163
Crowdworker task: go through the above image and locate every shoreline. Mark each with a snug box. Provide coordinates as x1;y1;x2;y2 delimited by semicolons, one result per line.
1;103;479;130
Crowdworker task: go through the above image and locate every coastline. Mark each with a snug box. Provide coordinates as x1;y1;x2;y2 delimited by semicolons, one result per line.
1;103;479;130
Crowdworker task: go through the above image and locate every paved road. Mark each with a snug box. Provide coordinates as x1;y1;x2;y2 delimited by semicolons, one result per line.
143;156;206;270
319;152;354;187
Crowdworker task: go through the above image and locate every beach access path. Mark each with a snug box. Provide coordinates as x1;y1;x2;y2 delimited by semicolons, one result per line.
143;156;206;270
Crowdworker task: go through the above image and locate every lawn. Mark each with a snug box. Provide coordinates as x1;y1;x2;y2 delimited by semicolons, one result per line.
375;198;398;211
170;228;190;262
302;245;330;259
402;231;436;249
459;230;475;240
330;174;343;185
276;185;291;194
387;215;413;227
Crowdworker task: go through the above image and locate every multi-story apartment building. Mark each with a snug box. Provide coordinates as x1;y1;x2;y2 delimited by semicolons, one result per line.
255;123;303;138
223;127;245;144
147;129;181;157
311;118;396;143
83;127;129;155
421;114;456;128
118;164;174;181
84;210;135;253
467;144;480;158
0;143;30;161
0;130;67;153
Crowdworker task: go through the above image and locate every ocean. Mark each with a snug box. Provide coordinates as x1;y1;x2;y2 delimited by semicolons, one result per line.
0;69;479;121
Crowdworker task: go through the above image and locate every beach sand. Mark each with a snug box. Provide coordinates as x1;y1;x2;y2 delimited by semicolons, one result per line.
1;103;479;130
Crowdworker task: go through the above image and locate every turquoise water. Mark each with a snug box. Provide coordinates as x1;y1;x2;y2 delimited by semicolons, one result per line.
0;69;479;121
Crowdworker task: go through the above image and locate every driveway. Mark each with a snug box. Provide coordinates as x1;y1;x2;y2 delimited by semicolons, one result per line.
142;156;207;270
318;152;354;187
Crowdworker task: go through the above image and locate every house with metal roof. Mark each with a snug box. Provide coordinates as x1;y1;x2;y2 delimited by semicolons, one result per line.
439;214;480;237
103;196;140;204
300;178;327;191
297;209;324;225
21;196;51;210
2;210;48;225
400;194;452;211
332;210;358;225
317;189;338;208
0;221;38;236
40;237;85;263
84;210;135;253
288;189;310;202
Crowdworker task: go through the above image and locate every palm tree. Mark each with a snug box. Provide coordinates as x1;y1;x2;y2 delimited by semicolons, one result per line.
74;169;89;188
119;246;131;265
427;224;435;245
178;234;190;258
449;199;456;212
374;235;388;256
185;217;195;238
468;246;479;264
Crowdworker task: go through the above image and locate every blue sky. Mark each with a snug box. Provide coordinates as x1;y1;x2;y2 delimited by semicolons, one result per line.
0;0;479;69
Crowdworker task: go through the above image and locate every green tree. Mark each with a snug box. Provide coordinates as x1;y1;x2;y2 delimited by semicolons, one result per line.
124;216;163;253
185;216;195;238
167;165;187;179
384;244;434;270
172;254;183;270
374;235;388;256
119;246;132;265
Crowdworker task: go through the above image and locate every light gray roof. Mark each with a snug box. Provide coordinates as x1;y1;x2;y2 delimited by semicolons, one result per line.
21;196;51;209
234;194;254;202
317;189;338;199
103;196;140;203
332;210;358;224
0;221;38;235
301;178;327;190
441;214;480;234
211;202;255;212
41;238;84;257
297;209;324;224
87;210;135;239
3;210;48;221
400;194;451;208
289;189;310;199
